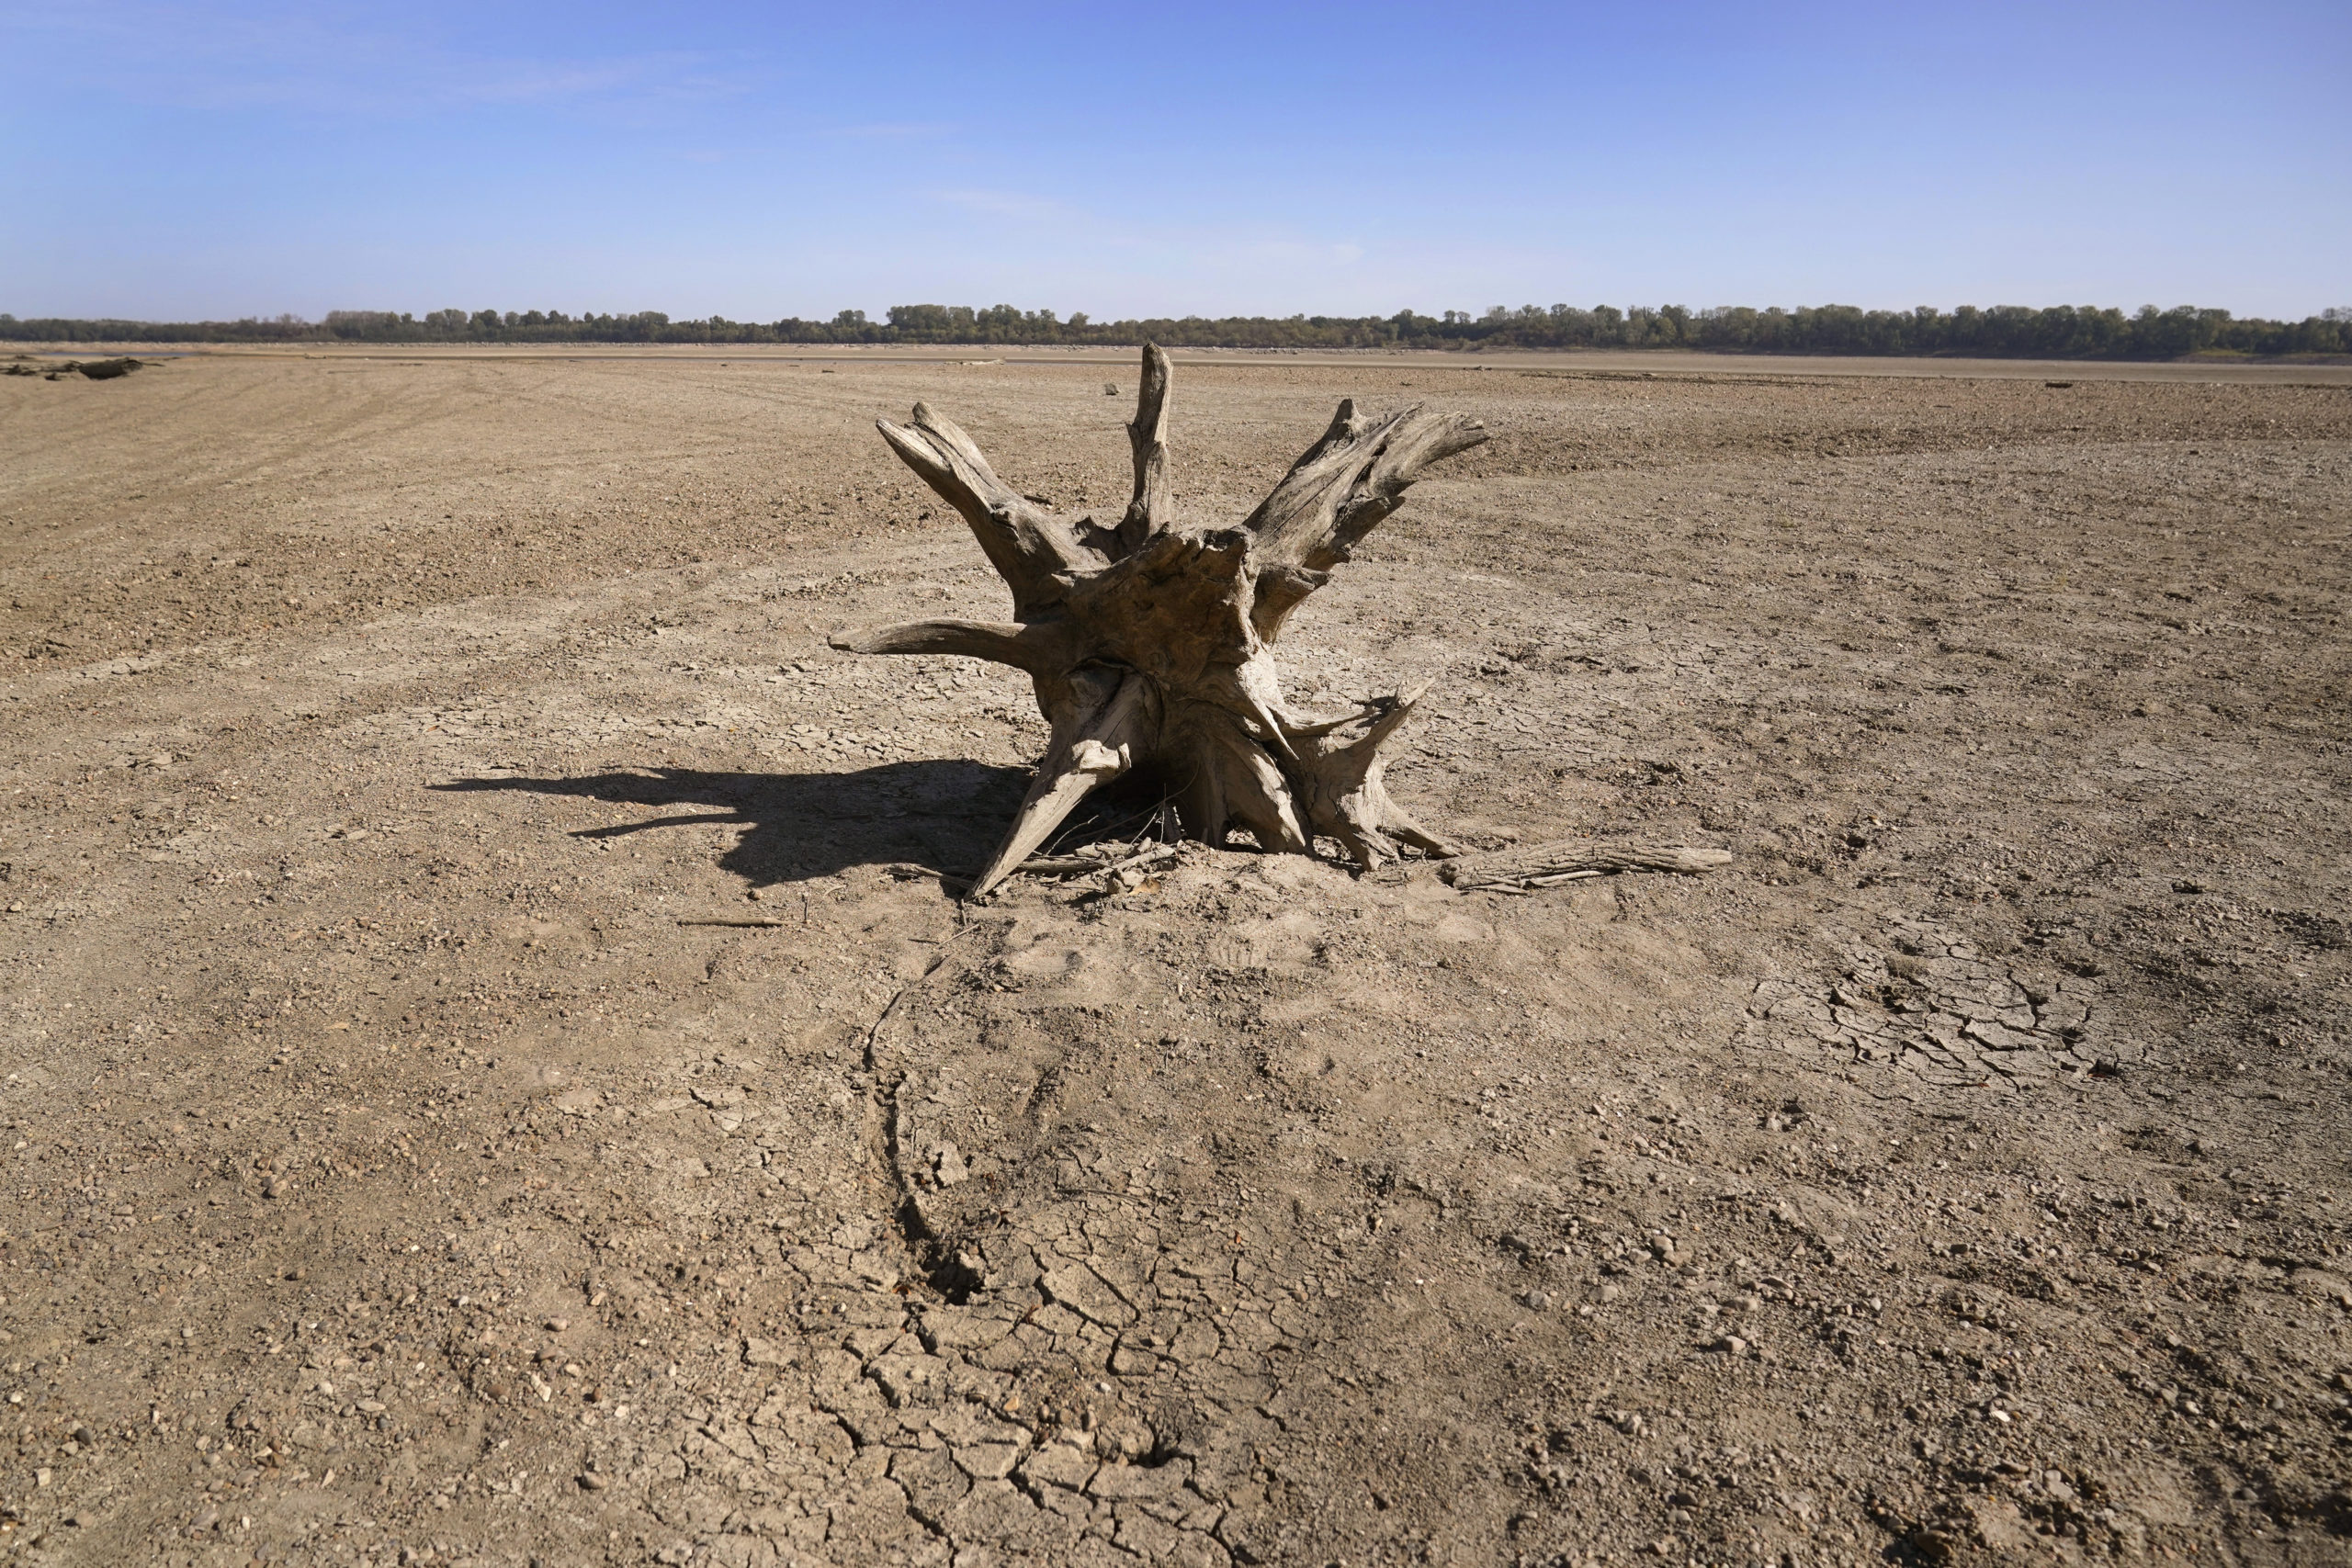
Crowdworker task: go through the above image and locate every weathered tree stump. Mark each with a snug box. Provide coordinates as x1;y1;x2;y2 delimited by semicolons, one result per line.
833;344;1488;899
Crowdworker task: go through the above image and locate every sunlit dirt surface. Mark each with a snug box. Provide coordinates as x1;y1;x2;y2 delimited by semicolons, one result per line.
3;349;2349;1567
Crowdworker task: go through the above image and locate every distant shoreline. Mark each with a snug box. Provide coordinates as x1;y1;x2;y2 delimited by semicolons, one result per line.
8;342;2347;384
7;300;2348;361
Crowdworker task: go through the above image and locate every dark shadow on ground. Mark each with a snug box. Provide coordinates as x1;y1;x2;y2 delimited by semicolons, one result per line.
430;760;1030;889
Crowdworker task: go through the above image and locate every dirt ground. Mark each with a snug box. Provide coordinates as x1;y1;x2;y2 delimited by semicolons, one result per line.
2;346;2349;1568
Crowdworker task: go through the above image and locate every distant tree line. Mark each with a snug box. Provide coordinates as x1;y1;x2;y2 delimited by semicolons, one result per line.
5;301;2347;358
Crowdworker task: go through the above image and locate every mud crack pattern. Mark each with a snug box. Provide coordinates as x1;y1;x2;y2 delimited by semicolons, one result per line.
1747;916;2138;1089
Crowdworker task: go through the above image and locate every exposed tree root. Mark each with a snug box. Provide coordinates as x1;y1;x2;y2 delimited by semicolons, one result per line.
835;344;1488;898
1439;840;1735;893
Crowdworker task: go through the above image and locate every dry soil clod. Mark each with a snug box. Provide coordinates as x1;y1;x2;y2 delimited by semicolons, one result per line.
834;343;1488;898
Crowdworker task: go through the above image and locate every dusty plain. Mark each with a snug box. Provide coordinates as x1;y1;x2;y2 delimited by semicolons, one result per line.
1;347;2348;1568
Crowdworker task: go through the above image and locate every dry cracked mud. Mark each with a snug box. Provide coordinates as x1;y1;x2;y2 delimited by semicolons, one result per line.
2;348;2349;1568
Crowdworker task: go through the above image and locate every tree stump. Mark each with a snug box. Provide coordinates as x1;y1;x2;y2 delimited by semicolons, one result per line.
833;344;1489;899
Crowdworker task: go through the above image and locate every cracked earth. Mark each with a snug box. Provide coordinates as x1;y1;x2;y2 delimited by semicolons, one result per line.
2;348;2349;1568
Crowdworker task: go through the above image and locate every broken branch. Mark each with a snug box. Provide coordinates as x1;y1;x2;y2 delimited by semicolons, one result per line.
1439;840;1735;892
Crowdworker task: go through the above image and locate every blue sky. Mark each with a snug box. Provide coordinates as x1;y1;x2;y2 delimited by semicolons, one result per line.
3;1;2346;321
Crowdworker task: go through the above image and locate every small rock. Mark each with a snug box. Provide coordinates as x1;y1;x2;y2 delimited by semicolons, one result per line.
1712;1335;1748;1356
1523;1290;1551;1311
1019;1443;1097;1490
954;1441;1027;1481
933;1143;968;1186
742;1336;793;1368
263;1178;287;1199
578;1472;609;1491
1599;1283;1623;1303
1095;1416;1156;1461
72;1424;96;1446
545;1316;570;1333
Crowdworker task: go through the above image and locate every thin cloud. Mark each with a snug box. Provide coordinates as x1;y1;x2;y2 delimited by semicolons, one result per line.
932;188;1091;226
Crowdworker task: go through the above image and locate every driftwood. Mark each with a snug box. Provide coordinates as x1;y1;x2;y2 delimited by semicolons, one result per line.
1440;840;1734;893
836;344;1487;898
1013;841;1179;880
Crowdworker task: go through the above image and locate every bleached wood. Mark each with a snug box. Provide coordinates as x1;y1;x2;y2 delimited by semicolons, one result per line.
1242;401;1488;643
837;344;1489;897
1439;840;1735;892
1119;342;1175;553
962;670;1152;900
875;405;1101;614
1289;684;1459;869
828;617;1073;675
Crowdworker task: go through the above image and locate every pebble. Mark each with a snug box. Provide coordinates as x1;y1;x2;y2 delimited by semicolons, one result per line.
1523;1290;1551;1311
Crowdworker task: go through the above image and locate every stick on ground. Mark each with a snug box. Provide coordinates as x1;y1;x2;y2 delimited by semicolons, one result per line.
1439;840;1734;892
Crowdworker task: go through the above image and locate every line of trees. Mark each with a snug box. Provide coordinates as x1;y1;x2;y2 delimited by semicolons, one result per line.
5;302;2347;358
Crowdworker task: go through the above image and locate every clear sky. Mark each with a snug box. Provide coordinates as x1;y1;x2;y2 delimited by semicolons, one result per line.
4;0;2346;322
